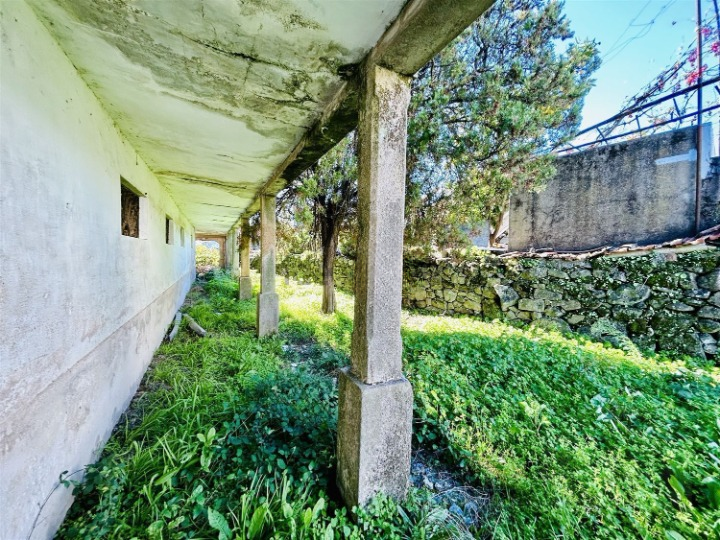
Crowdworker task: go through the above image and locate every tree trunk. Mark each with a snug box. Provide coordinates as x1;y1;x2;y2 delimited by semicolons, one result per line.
488;209;506;247
321;221;338;314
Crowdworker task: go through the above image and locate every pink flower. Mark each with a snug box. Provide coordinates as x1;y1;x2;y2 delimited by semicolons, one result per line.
701;26;713;39
689;49;698;64
712;41;720;56
685;65;708;86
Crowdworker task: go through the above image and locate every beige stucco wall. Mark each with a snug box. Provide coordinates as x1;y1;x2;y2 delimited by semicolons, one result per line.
0;2;196;537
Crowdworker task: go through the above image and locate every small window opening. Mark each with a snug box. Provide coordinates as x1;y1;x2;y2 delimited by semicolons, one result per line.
180;227;186;247
121;180;140;238
166;217;175;245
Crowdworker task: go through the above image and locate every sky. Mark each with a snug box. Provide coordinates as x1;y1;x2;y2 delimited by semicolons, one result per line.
563;0;702;128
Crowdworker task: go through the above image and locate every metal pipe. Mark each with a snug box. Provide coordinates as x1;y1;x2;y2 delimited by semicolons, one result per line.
695;0;704;234
557;103;720;152
571;76;719;139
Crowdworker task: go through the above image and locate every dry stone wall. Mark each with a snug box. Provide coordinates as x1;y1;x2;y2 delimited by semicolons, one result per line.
279;248;720;359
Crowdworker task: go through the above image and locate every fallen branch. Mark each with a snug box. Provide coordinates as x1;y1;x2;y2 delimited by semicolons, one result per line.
183;314;207;337
167;311;182;342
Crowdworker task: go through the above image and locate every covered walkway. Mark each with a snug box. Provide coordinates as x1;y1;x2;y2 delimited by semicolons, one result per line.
1;1;493;537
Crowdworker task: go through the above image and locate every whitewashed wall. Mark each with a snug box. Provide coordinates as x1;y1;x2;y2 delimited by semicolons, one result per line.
0;2;196;537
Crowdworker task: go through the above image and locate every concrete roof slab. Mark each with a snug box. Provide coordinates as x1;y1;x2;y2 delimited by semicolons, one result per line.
27;0;493;234
27;0;406;233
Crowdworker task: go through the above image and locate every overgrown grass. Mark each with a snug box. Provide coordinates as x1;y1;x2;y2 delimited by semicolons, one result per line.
57;272;470;540
58;272;719;539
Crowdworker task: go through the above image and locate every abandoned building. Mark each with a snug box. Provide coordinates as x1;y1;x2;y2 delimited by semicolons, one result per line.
0;0;495;538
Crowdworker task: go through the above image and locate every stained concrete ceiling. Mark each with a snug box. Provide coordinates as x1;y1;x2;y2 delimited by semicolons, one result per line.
26;0;407;233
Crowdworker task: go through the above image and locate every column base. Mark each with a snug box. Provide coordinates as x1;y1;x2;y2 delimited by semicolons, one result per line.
238;276;253;300
336;367;413;509
256;292;279;337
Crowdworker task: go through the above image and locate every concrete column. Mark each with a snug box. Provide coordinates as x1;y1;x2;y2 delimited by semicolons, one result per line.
226;228;238;274
231;228;240;276
238;218;253;300
337;64;413;509
256;194;279;337
217;237;226;269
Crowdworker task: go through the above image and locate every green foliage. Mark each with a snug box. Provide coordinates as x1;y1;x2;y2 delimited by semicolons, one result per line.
272;279;720;539
57;273;469;540
405;0;600;246
58;275;719;539
196;242;220;269
404;319;719;539
279;133;358;312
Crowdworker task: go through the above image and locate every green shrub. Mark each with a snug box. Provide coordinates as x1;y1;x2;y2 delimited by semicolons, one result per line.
196;243;220;268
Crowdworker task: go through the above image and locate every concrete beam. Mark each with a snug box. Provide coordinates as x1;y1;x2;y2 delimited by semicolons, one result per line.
337;65;413;508
368;0;495;76
237;0;494;221
256;194;279;337
238;218;253;300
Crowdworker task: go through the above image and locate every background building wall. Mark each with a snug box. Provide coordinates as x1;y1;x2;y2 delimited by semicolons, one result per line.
0;2;195;537
509;125;718;252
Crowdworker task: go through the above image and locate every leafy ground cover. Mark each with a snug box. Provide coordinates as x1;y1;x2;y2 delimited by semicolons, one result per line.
58;272;719;539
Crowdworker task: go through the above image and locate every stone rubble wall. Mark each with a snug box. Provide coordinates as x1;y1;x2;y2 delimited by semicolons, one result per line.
279;249;720;359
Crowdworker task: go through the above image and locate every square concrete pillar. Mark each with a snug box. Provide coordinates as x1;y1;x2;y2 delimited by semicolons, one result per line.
238;219;253;300
230;228;240;276
337;368;413;508
225;230;235;272
257;194;279;337
337;64;413;508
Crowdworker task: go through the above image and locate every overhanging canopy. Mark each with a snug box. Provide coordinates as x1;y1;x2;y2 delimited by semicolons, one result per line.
27;0;492;234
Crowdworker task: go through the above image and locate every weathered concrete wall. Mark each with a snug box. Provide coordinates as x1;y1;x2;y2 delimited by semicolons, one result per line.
281;249;720;360
0;3;195;538
510;125;719;252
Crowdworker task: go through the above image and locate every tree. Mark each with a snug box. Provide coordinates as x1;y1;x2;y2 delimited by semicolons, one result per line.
405;0;600;247
280;0;598;311
279;133;357;313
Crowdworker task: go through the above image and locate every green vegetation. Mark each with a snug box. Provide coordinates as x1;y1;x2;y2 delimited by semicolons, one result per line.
59;272;719;539
196;243;221;269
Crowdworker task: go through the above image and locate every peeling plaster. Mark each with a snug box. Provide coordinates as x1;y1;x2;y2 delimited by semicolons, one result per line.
25;0;406;233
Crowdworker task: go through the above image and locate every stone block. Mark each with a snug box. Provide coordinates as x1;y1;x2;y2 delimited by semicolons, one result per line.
698;319;720;333
518;298;545;312
698;306;720;320
238;276;253;300
668;301;694;312
256;292;279;337
559;299;582;311
411;287;427;301
521;264;548;279
337;369;412;509
544;306;566;318
700;333;718;355
698;269;720;291
444;289;458;302
687;288;711;300
534;288;562;301
547;268;570;279
607;284;651;306
572;268;593;279
493;284;519;310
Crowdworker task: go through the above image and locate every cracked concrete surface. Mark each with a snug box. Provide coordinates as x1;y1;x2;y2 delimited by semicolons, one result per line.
26;0;406;233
